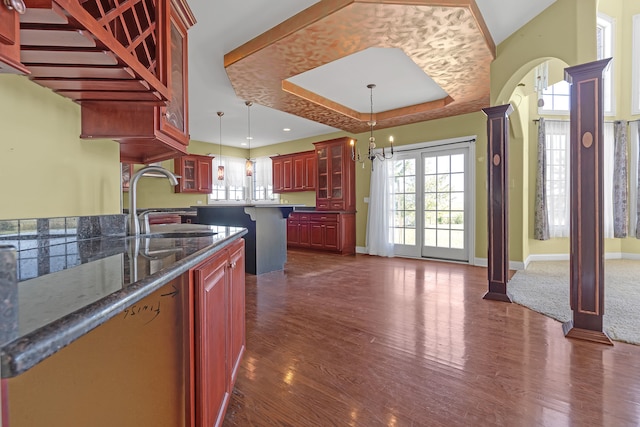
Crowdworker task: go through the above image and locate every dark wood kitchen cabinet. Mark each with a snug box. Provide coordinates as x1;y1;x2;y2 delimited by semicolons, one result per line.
193;238;245;427
287;212;355;254
23;0;197;164
313;137;355;211
0;0;29;74
174;155;213;193
271;150;316;193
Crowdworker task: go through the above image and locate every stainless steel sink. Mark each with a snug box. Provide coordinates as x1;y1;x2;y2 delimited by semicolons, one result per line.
143;224;219;239
143;231;217;238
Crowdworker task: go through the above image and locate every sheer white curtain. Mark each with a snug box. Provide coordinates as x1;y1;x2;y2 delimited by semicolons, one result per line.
545;121;615;238
216;155;245;187
603;122;614;238
366;159;394;256
254;156;272;189
545;121;571;237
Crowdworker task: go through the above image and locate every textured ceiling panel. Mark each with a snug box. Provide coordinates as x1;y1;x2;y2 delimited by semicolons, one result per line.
224;0;495;134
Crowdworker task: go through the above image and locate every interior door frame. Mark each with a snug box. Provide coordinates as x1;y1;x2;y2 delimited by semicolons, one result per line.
389;136;476;264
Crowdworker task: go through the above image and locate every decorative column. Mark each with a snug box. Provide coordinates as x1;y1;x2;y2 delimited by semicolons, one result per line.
482;104;514;302
562;58;613;345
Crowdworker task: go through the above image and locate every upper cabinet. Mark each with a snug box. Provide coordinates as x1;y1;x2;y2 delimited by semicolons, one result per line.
313;137;355;211
271;150;316;193
174;154;212;194
20;0;196;164
0;0;28;74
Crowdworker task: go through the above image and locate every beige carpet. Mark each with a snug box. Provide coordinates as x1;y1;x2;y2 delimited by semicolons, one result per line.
507;260;640;345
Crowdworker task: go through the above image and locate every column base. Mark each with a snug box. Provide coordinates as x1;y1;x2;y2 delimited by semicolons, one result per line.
562;321;613;345
483;291;511;303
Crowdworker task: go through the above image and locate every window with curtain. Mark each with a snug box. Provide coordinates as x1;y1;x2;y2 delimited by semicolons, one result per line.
543;121;616;238
208;155;277;202
253;156;277;201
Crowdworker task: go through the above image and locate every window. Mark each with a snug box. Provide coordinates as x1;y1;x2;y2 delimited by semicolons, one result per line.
544;121;571;237
539;14;614;115
391;158;417;246
253;157;277;201
544;121;615;238
540;81;571;114
633;15;640;115
208;155;277;203
597;13;614;115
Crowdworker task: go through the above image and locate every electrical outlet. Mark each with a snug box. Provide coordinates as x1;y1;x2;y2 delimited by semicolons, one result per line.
364;197;370;203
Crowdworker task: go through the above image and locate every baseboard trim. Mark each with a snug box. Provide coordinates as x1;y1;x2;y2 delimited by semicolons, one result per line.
521;252;640;267
474;258;525;270
356;246;367;254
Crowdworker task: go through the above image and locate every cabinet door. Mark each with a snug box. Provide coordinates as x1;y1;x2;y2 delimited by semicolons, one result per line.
0;4;27;74
197;157;213;193
304;152;316;190
287;219;299;245
272;158;284;193
227;239;245;388
158;12;190;146
329;144;343;202
293;156;305;191
299;221;311;247
316;146;328;201
324;222;339;250
178;157;197;192
194;254;229;427
283;157;293;191
310;223;325;248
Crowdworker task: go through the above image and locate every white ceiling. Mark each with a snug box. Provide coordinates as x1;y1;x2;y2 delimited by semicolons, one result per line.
187;0;556;149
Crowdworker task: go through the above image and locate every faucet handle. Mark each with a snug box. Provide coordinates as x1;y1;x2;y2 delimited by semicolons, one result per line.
138;210;158;234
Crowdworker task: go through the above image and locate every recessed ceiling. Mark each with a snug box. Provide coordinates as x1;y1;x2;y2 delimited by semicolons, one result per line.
187;0;557;148
286;47;449;113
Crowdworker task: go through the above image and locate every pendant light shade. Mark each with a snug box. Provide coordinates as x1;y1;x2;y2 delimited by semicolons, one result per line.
216;111;224;181
245;101;253;177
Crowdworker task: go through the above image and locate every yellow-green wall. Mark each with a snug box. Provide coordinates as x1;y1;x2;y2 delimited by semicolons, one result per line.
0;75;120;220
123;140;248;209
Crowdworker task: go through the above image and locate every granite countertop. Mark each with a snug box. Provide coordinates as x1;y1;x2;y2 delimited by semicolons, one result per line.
0;223;247;378
194;204;306;208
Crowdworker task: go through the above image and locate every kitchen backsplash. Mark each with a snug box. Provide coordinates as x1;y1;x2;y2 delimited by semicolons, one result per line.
0;214;127;282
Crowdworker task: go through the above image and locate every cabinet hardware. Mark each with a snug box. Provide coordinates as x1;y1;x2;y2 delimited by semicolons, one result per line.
228;261;237;269
4;0;26;14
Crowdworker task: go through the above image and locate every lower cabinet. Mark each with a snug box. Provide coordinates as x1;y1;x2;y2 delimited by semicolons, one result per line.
192;238;245;427
287;212;355;255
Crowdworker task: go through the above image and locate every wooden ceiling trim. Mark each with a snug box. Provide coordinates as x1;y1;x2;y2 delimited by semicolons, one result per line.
282;80;367;121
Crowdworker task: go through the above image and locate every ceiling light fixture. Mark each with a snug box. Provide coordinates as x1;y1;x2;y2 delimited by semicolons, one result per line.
216;111;224;181
351;83;394;171
245;101;253;177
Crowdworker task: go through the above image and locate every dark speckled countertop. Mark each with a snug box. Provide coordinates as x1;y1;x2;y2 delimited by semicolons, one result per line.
0;223;247;378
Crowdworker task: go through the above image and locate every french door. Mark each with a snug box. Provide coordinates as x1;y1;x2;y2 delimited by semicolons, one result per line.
391;143;473;262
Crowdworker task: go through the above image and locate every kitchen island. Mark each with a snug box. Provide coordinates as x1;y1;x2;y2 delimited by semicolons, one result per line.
0;217;247;427
195;204;298;274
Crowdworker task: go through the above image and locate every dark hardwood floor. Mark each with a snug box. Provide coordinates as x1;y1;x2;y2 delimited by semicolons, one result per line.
224;250;640;426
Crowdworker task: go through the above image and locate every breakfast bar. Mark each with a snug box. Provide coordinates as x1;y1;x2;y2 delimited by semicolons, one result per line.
195;204;298;274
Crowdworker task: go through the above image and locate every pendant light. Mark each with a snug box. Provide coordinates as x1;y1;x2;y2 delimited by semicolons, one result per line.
245;101;253;177
216;111;224;181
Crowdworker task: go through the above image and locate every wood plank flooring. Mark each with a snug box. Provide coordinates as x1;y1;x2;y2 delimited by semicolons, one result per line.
224;250;640;426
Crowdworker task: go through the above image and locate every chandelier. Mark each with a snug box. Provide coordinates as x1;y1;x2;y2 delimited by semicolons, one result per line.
216;111;224;180
351;83;394;170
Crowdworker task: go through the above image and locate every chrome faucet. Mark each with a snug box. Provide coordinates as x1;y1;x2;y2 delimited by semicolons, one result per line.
128;166;179;236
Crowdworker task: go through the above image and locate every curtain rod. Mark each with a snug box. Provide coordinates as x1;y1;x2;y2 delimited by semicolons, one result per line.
391;138;476;154
533;118;628;124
